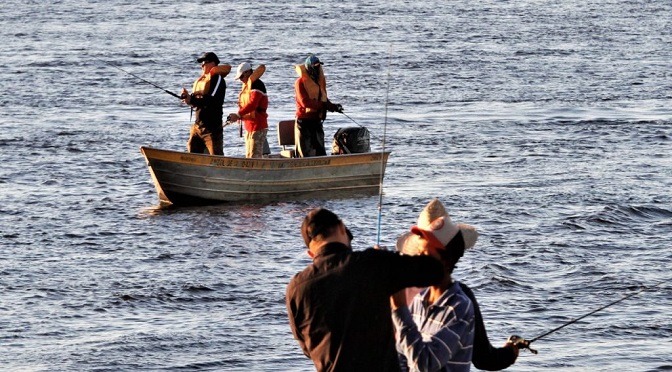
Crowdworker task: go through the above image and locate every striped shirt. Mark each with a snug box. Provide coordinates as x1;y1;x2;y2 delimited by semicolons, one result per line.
393;282;475;372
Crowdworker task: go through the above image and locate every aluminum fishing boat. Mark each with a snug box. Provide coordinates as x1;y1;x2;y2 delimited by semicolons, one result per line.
140;146;389;206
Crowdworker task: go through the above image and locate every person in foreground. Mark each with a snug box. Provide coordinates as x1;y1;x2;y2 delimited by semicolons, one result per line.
394;199;519;371
227;62;269;158
293;55;343;157
286;208;444;372
181;51;231;155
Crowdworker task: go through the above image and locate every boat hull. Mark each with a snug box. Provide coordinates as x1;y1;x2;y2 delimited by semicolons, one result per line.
140;147;390;206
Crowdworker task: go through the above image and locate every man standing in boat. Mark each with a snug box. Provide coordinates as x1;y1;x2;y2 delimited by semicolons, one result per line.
181;52;230;155
227;62;269;158
286;208;443;371
293;55;343;157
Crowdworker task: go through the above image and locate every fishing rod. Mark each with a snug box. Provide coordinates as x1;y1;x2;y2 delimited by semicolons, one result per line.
375;50;392;247
509;280;668;354
92;56;182;99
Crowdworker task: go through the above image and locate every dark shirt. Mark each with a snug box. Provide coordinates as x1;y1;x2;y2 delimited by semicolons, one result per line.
251;78;266;94
191;73;226;131
459;283;517;371
286;242;443;372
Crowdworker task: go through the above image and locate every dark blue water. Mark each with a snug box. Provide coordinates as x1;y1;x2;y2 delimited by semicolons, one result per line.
1;1;671;370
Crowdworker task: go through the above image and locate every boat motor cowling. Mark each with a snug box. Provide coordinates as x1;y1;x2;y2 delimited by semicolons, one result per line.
331;127;371;155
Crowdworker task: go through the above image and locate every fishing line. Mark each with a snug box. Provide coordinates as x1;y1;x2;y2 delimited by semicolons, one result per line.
340;111;365;128
375;49;392;247
512;280;668;354
338;111;381;142
92;55;182;99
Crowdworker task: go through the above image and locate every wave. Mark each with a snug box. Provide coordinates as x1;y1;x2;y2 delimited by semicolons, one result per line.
564;204;672;229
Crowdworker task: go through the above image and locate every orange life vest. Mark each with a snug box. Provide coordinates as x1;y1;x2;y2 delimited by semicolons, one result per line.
192;64;231;96
239;65;267;121
295;64;327;102
294;64;328;119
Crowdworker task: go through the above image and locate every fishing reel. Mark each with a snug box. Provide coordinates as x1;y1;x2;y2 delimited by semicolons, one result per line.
507;335;538;354
225;114;235;126
224;114;243;137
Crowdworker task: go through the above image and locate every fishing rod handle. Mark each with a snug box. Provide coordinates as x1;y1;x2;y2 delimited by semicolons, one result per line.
507;335;538;354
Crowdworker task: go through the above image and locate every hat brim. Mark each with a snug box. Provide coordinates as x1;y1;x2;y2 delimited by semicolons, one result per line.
410;226;445;250
396;232;421;255
457;224;478;250
235;69;252;80
304;60;324;67
408;224;478;251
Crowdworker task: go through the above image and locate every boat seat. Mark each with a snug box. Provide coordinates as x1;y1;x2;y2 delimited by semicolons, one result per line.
277;120;296;158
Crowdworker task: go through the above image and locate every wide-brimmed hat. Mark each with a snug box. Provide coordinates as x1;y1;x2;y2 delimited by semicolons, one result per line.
235;62;252;80
397;199;478;254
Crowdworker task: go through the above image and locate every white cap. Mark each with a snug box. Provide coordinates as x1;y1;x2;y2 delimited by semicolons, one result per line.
235;62;252;80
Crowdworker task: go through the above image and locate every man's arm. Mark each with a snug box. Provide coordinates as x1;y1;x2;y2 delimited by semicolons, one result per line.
249;65;265;83
459;283;518;370
389;252;443;291
286;281;311;358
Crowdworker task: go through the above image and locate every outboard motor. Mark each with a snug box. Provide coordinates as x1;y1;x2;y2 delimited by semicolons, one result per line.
332;127;371;155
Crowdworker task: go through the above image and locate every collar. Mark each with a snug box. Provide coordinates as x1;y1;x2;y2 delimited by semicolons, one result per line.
420;281;461;308
313;242;351;259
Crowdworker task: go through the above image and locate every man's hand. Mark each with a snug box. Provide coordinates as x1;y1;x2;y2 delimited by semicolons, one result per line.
504;341;520;359
327;102;343;113
505;335;535;358
390;289;407;310
180;88;191;104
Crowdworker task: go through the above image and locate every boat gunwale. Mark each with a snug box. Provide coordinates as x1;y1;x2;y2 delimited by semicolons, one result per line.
140;146;390;170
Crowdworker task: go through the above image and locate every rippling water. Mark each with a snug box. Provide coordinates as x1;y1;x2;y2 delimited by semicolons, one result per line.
1;0;671;371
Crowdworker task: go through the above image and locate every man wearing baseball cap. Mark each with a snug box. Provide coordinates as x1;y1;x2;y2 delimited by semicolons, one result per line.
393;199;519;371
227;62;269;158
180;51;230;155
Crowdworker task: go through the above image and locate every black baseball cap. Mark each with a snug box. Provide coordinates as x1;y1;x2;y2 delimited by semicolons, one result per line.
197;52;219;64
